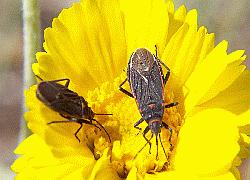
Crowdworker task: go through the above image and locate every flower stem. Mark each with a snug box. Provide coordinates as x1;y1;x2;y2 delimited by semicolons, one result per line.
19;0;41;142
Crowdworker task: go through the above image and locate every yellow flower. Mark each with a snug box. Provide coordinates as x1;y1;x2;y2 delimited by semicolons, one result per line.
12;0;250;179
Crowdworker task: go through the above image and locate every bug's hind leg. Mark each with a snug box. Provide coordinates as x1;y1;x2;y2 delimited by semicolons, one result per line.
164;102;178;109
119;78;134;98
35;75;70;87
154;45;171;86
35;75;43;81
49;78;70;87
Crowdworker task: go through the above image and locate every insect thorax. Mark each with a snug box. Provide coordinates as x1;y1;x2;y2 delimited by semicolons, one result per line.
130;48;155;74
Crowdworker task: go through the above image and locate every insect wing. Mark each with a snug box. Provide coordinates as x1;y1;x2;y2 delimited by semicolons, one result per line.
36;82;64;104
37;81;82;116
127;49;164;111
50;98;83;118
128;63;164;109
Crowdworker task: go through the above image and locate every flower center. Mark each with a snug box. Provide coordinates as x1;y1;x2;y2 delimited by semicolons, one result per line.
83;75;183;177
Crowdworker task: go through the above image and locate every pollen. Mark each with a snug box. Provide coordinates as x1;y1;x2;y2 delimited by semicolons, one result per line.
83;74;183;176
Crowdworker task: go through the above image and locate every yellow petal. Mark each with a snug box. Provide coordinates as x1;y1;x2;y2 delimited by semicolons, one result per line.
200;172;236;180
145;171;236;180
165;5;186;44
126;167;138;180
95;0;127;76
12;134;96;179
184;41;246;114
174;109;240;176
89;148;120;180
198;70;250;115
199;51;246;104
238;110;250;129
39;0;127;96
35;52;66;80
120;0;169;58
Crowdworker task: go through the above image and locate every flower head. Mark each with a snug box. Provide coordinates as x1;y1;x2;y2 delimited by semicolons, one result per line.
12;0;250;179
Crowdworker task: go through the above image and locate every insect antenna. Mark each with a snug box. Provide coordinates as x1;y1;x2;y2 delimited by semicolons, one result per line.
159;134;168;159
156;135;159;160
92;118;111;143
94;113;113;115
134;134;153;159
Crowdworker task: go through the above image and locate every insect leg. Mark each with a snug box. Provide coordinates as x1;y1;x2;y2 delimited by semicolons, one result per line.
162;122;173;149
49;78;70;87
78;119;101;131
119;79;133;98
156;134;159;160
75;119;105;142
47;118;99;142
35;75;43;81
92;119;111;143
161;63;170;86
59;113;71;119
35;75;71;87
74;123;83;142
79;96;85;118
155;44;158;57
47;118;84;142
143;126;152;154
134;128;153;159
134;118;144;131
154;45;171;86
159;134;168;160
164;102;178;109
47;120;74;125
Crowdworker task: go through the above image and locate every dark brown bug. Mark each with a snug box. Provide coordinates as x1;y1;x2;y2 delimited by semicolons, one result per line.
119;47;178;159
35;76;112;143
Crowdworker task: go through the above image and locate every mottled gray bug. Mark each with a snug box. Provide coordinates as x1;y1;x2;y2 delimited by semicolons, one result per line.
35;76;112;143
119;47;178;159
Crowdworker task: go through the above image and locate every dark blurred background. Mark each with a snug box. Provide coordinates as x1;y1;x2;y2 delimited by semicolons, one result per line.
0;0;249;179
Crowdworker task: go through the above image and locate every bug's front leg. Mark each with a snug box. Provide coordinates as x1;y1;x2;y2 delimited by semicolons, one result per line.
162;121;173;149
134;127;153;159
134;118;144;135
75;118;101;142
143;126;152;154
134;118;144;130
